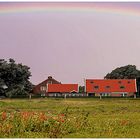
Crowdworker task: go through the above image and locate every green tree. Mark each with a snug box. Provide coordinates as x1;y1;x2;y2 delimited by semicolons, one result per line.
0;78;5;96
104;65;140;79
0;58;33;97
79;86;85;93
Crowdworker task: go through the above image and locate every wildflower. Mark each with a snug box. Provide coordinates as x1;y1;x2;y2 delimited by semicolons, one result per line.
60;119;64;122
60;114;65;116
39;112;47;121
1;112;7;120
6;124;13;132
120;120;128;126
9;112;14;120
21;111;31;121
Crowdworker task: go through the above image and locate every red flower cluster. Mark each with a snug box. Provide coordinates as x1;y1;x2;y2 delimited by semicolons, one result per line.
0;111;65;123
1;112;7;120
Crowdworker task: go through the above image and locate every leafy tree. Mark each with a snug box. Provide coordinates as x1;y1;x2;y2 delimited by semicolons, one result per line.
79;86;85;93
0;78;5;96
0;58;33;97
104;65;140;79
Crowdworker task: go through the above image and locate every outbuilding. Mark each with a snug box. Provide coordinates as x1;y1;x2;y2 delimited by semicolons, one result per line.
48;84;78;96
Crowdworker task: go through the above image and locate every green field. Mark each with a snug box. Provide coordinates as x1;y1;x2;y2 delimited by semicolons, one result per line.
0;98;140;138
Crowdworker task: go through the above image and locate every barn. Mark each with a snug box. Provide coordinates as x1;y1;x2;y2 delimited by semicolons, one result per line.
85;79;137;97
33;76;78;97
33;76;61;95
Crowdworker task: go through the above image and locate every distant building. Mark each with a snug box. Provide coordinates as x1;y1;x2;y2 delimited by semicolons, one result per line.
33;76;78;96
85;79;137;97
48;84;78;96
33;76;61;94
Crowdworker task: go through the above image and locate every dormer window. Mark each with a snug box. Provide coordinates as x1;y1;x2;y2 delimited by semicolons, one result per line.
94;86;99;89
106;86;110;89
120;86;125;89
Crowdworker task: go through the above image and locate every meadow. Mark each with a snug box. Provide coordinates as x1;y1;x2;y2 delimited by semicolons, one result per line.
0;97;140;138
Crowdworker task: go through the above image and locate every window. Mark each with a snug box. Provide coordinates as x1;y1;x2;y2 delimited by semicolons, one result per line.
102;93;105;96
106;86;110;89
41;93;45;97
94;86;99;89
90;81;94;84
105;93;108;96
120;86;125;89
101;93;110;96
40;86;42;91
107;93;110;96
121;93;127;97
40;86;47;91
88;93;95;96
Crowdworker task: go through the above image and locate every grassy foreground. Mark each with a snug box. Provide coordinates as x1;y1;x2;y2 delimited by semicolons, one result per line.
0;98;140;138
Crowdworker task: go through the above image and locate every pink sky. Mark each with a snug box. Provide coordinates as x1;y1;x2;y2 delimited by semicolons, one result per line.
0;2;140;85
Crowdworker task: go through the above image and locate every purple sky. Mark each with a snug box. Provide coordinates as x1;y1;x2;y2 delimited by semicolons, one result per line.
1;2;140;85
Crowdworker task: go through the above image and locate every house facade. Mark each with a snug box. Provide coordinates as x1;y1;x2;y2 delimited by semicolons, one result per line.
85;79;137;97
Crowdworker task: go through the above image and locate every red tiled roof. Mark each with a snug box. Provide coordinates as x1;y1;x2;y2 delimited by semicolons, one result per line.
48;84;78;93
86;79;137;93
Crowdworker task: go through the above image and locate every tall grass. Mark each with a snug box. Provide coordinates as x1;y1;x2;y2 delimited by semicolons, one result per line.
0;98;140;138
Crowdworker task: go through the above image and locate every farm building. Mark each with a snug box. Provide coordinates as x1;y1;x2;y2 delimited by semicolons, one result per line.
33;76;61;95
48;84;78;97
33;76;78;97
85;79;137;97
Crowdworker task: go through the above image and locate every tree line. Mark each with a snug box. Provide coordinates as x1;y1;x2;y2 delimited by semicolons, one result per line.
0;58;140;97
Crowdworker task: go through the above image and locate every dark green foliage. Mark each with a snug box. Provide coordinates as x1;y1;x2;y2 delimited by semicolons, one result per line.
104;65;140;79
79;86;85;93
0;58;33;97
0;78;5;96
